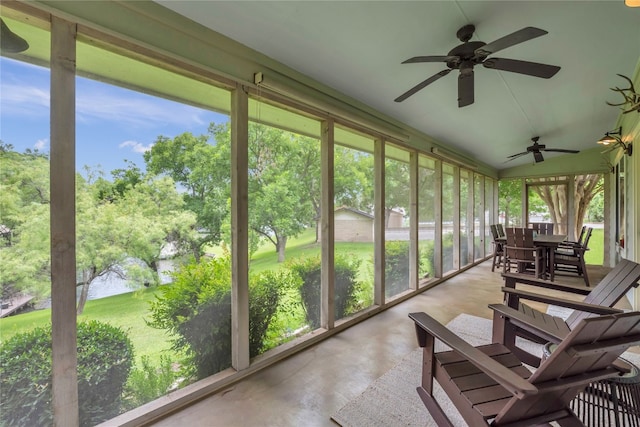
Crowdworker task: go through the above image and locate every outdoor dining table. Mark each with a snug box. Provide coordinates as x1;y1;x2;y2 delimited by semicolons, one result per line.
496;233;567;281
532;234;567;282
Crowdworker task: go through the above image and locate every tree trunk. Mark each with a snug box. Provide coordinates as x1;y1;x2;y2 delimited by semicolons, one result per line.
532;175;603;241
277;236;287;263
76;267;96;315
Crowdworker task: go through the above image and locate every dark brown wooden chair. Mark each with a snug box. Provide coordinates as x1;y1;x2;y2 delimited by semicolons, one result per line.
409;310;640;427
530;222;554;235
490;259;640;367
554;227;593;286
563;225;588;247
489;224;504;272
502;227;545;278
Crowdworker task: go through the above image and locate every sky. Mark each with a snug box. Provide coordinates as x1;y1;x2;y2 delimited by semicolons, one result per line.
0;57;228;177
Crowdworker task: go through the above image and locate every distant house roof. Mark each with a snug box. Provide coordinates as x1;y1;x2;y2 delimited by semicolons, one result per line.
335;206;374;220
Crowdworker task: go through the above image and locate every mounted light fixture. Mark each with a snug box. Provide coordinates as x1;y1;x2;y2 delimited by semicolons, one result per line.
625;0;640;7
1;18;29;53
597;126;633;156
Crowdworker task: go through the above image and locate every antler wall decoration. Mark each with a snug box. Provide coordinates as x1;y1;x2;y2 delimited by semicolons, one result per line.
607;74;640;114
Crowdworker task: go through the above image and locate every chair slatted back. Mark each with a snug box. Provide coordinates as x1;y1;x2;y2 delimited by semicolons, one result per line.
505;227;535;262
566;259;640;328
530;222;554;235
581;227;593;250
497;223;505;238
495;311;640;425
490;224;500;241
575;225;587;245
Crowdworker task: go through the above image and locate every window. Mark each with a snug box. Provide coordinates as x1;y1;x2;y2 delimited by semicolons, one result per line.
384;144;411;298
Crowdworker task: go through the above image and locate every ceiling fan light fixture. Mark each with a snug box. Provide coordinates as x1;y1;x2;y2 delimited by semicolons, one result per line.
1;18;29;53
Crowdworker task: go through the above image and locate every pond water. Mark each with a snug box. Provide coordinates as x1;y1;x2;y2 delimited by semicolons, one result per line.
76;259;176;301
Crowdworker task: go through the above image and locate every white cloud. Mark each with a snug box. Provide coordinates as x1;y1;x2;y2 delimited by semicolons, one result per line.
119;140;153;153
1;59;216;130
34;139;49;151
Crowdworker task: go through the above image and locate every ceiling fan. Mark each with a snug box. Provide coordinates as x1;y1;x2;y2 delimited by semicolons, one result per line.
395;24;561;107
506;137;580;163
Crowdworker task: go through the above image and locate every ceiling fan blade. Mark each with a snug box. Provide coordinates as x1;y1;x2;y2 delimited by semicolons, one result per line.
483;58;560;78
533;151;544;163
507;151;529;159
394;69;452;102
543;148;580;153
458;71;474;107
475;27;548;56
402;55;457;64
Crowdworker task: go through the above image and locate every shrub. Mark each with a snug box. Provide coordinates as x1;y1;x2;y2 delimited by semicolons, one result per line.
288;254;362;329
148;254;288;379
0;320;134;427
385;241;411;297
123;355;177;409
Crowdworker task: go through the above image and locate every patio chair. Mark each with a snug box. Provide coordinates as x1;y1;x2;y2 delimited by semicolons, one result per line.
554;227;593;286
489;258;640;367
530;222;554;235
409;310;640;427
489;224;504;272
502;227;545;278
563;225;588;247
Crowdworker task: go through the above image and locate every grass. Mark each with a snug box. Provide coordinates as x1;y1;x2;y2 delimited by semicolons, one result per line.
0;287;173;364
584;228;604;266
0;228;376;365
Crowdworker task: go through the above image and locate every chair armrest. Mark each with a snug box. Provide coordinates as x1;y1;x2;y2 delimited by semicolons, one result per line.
409;312;537;398
501;288;623;315
502;272;591;296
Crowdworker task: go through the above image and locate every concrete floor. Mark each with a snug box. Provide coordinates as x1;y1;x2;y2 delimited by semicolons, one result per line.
150;261;619;427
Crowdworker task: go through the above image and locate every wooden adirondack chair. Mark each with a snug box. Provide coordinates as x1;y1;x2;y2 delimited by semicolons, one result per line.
409;310;640;427
490;259;640;367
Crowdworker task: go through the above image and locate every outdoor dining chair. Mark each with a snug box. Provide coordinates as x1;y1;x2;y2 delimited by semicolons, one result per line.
530;222;554;235
502;227;545;278
489;224;504;272
554;227;593;286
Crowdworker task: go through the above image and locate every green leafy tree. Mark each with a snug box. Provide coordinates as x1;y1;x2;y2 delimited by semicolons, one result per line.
211;123;317;262
1;146;197;313
384;158;410;226
144;130;231;260
499;179;523;227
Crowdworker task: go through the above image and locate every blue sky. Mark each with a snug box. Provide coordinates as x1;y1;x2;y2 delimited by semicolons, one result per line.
1;57;228;176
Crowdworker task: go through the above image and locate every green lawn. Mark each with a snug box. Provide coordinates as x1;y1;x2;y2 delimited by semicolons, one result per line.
0;287;173;364
584;227;604;266
0;228;376;364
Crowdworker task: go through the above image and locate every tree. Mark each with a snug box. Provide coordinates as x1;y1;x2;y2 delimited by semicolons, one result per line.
530;174;603;240
1;146;197;313
499;179;522;227
144;130;231;260
210;123;317;262
384;158;410;226
74;175;196;314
